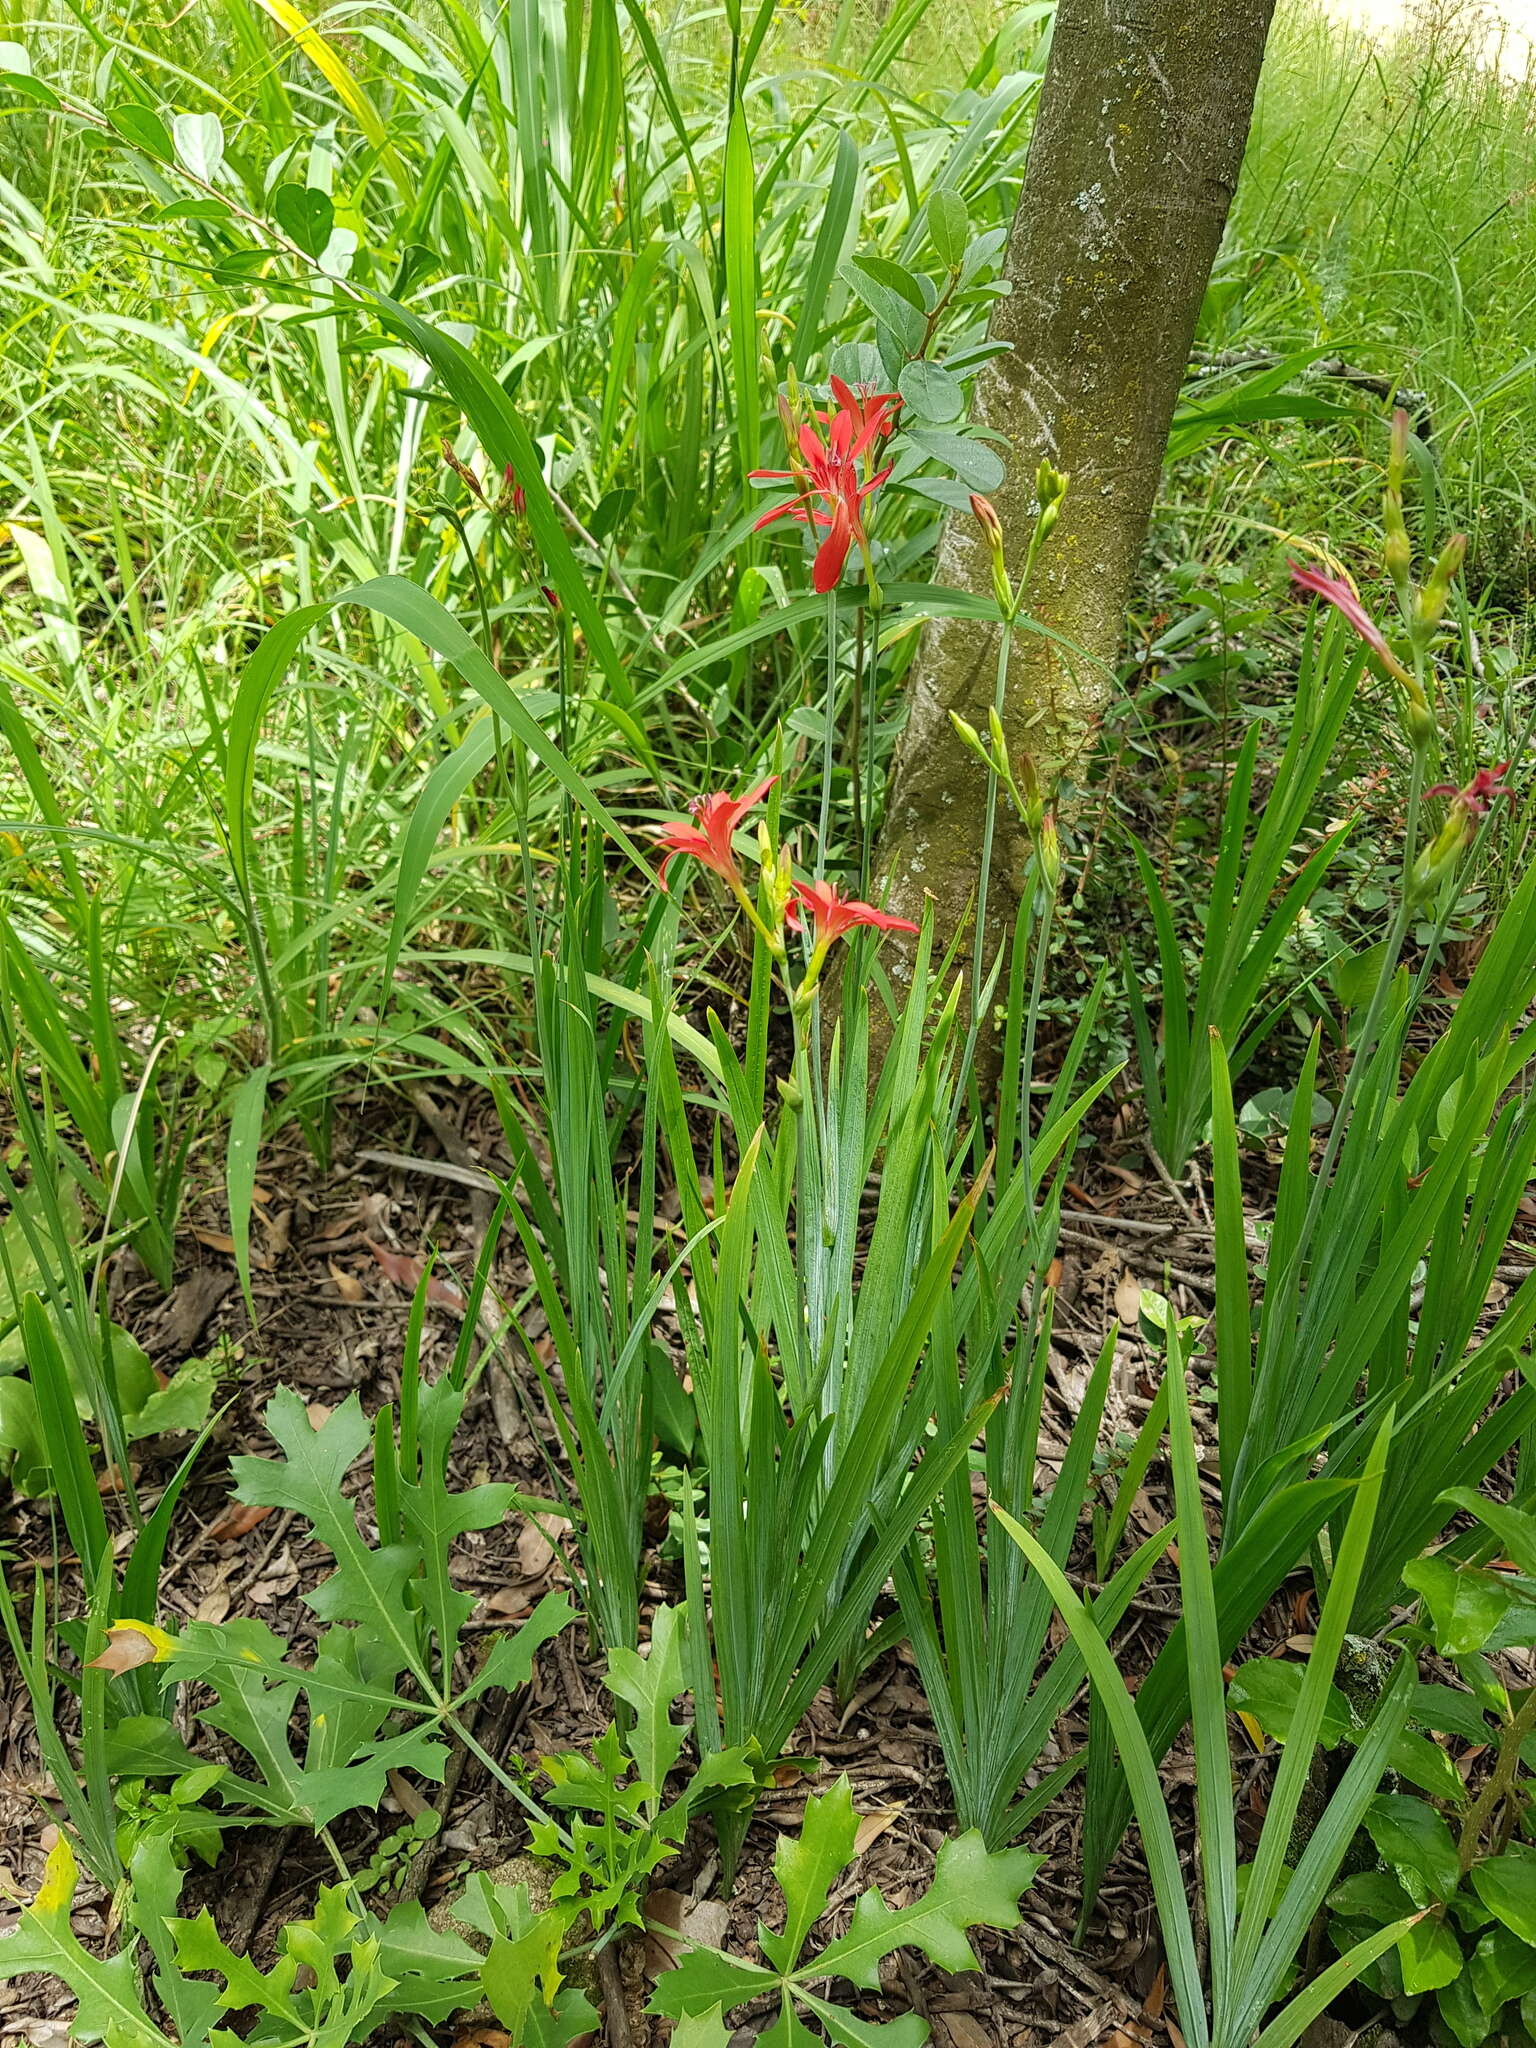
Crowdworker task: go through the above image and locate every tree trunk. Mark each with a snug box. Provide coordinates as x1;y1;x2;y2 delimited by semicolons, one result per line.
876;0;1275;981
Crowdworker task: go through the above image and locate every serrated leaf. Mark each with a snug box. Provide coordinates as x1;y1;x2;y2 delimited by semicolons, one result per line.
460;1591;576;1706
647;1943;778;2018
482;1903;568;2035
800;1992;929;2048
374;1899;482;2022
763;1776;859;1972
760;2003;823;2048
173;1616;444;1829
604;1602;687;1797
399;1376;519;1661
0;1838;168;2047
232;1392;430;1689
810;1833;1041;1989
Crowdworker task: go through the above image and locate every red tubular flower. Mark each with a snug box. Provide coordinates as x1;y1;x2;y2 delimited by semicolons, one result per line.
1289;561;1405;674
1426;763;1514;817
788;879;919;946
652;778;777;891
751;380;900;594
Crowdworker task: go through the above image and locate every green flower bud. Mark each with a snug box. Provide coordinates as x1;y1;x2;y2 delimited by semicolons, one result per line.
1416;532;1466;632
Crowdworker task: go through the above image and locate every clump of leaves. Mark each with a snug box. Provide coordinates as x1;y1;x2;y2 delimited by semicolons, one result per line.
535;1604;759;1929
1295;1487;1536;2047
0;1830;595;2048
649;1774;1041;2047
118;1384;572;1833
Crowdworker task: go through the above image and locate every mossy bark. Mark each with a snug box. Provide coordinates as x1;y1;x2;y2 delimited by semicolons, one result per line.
875;0;1275;989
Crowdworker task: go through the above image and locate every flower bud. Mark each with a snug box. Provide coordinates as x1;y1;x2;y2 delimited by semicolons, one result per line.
1403;685;1438;751
970;494;1014;615
1038;809;1062;895
1409;813;1472;902
1416;532;1466;632
1035;458;1068;510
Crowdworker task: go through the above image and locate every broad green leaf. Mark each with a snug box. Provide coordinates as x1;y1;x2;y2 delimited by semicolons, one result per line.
106;103;173;160
273;182;334;257
926;188;969;268
171;110;223;181
1439;1490;1536;1579
1469;1920;1536;2012
897;360;965;423
904;426;1005;494
1398;1912;1464;1994
1473;1845;1536;1943
1438;1963;1498;2048
1227;1659;1352;1747
1404;1553;1524;1656
762;1775;859;1972
1384;1727;1468;1806
1367;1794;1460;1904
1328;1870;1415;1923
810;1832;1041;1989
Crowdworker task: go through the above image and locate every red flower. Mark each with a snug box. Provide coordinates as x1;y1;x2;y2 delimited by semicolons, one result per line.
1426;763;1514;817
751;380;899;594
1289;561;1402;671
788;879;919;946
653;778;777;891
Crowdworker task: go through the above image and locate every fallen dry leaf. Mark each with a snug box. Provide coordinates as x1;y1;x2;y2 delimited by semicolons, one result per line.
936;2014;992;2048
327;1260;365;1304
1113;1271;1142;1325
366;1238;468;1313
207;1500;275;1544
852;1801;906;1855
